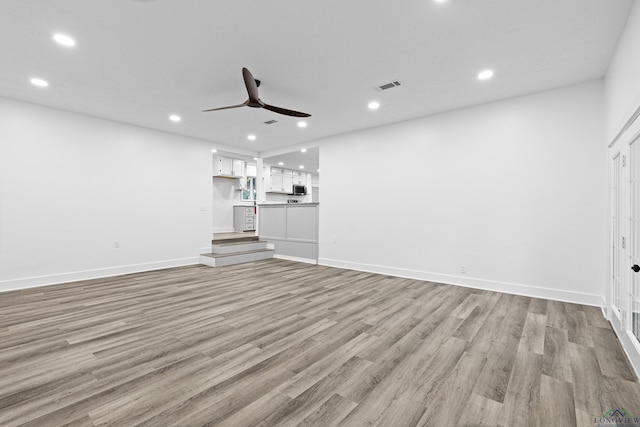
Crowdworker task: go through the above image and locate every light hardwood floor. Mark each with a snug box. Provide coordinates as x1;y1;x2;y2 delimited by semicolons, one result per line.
1;259;639;426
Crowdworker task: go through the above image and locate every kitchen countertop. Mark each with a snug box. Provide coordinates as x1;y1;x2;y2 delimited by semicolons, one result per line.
258;203;319;206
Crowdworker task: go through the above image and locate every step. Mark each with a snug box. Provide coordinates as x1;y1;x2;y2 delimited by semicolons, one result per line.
199;249;274;267
212;240;268;254
211;235;260;245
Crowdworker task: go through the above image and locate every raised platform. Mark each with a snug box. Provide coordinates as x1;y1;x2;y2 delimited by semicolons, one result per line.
200;233;273;267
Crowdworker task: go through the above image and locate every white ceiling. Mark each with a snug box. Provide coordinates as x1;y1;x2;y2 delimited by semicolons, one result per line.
0;0;633;163
265;147;320;175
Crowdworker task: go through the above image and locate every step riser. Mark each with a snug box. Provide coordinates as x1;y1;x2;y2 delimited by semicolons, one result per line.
199;250;274;267
212;242;267;254
211;237;259;245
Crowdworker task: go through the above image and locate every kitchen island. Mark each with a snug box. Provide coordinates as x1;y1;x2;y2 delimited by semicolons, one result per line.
258;203;318;263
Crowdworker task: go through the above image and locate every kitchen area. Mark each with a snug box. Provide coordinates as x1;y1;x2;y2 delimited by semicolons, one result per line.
211;147;320;263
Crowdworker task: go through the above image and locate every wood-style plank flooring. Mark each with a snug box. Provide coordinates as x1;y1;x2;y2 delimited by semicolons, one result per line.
1;259;639;426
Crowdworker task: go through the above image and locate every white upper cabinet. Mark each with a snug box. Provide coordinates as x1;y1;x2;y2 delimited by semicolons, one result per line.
232;160;245;178
216;156;233;176
292;170;307;185
283;173;294;192
213;154;244;178
246;163;257;178
268;167;288;193
266;166;310;193
269;173;284;193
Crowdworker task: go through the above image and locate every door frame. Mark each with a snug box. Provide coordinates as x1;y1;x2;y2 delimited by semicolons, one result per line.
609;150;624;335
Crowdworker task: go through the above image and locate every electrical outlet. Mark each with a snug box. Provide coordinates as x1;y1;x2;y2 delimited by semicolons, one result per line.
332;237;337;244
114;241;120;249
460;266;466;274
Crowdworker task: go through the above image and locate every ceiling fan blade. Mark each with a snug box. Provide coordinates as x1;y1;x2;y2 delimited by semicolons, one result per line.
263;104;311;117
202;103;246;112
242;68;260;103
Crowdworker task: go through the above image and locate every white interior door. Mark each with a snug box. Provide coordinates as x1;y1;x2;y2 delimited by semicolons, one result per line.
631;141;640;349
634;255;640;345
613;137;640;376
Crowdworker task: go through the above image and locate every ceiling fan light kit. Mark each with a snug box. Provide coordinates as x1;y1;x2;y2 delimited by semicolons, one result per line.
203;68;311;118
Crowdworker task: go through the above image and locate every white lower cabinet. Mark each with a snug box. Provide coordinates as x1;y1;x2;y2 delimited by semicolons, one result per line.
234;206;255;231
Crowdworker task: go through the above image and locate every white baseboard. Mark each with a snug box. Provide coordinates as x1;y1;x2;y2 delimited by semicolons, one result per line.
0;257;199;293
318;258;605;307
622;331;640;382
274;254;318;265
623;331;640;381
607;316;640;382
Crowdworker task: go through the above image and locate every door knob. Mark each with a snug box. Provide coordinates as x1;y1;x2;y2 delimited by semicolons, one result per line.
632;264;640;273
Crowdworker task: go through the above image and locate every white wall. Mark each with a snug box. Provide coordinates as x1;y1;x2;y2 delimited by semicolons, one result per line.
605;0;640;141
0;97;214;291
319;81;607;306
212;178;236;232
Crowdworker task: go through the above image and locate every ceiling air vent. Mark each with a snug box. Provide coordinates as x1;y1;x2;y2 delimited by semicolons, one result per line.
377;80;402;91
263;119;278;125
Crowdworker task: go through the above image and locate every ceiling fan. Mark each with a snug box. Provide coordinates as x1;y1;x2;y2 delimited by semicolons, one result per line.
203;68;311;117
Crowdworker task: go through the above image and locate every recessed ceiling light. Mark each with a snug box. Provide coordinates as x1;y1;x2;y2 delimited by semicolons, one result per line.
477;69;494;81
434;0;448;3
253;157;258;161
297;121;307;128
247;134;257;141
368;101;380;110
317;169;320;172
53;33;76;47
30;77;49;87
211;149;218;153
278;162;284;166
299;165;305;169
169;115;181;122
301;148;307;153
